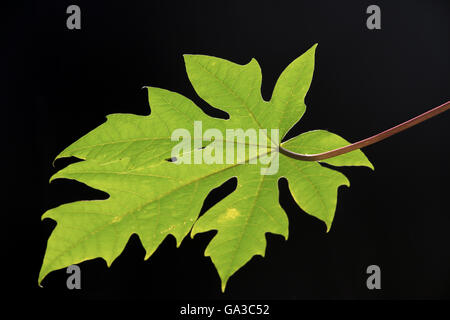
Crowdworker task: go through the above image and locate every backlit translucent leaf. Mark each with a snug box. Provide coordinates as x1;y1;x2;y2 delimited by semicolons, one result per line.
40;44;373;291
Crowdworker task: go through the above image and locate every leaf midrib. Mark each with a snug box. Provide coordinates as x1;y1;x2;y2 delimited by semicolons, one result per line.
43;149;277;278
190;58;276;147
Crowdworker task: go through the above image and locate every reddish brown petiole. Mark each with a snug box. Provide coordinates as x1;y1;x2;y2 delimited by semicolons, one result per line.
279;101;450;161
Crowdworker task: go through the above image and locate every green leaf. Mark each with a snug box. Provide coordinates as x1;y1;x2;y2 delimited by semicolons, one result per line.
40;44;373;291
271;43;317;138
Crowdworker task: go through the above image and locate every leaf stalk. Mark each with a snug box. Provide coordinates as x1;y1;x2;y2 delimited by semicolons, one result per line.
279;101;450;161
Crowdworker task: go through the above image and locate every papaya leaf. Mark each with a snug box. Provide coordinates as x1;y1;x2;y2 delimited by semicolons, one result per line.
40;44;373;291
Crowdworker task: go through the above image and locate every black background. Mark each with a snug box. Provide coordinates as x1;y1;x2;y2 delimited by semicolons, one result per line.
5;0;450;304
